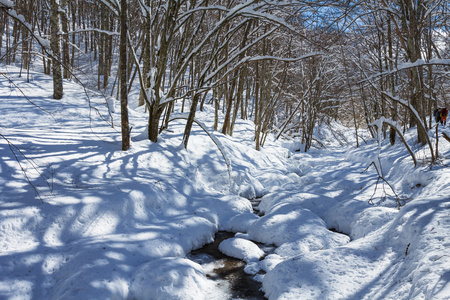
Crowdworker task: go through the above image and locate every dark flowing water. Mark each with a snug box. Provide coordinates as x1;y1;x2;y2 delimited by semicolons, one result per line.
187;196;269;299
188;196;351;299
188;231;266;299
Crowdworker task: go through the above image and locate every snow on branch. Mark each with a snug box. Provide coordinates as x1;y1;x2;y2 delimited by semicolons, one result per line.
357;66;435;162
360;58;450;84
380;91;435;162
163;0;308;104
246;53;325;63
0;6;50;51
66;28;120;36
97;0;119;16
0;0;13;9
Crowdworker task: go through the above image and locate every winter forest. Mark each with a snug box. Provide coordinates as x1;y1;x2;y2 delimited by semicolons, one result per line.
0;0;450;299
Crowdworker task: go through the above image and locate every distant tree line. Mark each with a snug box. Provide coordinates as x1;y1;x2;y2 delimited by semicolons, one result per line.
0;0;449;157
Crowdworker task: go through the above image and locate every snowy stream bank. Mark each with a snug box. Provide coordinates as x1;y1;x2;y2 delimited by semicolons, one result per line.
187;195;351;299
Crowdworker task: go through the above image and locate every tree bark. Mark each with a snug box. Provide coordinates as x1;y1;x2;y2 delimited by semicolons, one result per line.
50;0;63;99
61;0;70;79
120;0;130;151
400;0;427;145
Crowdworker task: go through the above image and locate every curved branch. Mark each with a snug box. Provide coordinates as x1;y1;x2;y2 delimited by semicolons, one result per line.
372;117;417;167
167;115;232;189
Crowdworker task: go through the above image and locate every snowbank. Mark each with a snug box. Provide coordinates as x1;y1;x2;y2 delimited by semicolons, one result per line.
259;127;450;299
129;258;211;300
248;203;349;256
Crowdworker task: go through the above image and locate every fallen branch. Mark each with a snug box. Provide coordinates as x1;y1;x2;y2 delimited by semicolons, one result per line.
364;161;402;208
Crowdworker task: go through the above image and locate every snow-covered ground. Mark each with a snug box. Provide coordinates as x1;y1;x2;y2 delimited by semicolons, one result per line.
0;66;449;300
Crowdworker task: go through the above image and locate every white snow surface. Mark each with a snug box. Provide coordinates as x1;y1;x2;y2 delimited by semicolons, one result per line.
0;66;449;300
129;258;212;300
218;237;264;263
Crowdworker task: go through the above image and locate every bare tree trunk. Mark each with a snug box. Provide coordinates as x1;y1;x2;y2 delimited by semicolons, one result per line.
138;0;150;107
120;0;130;151
70;1;76;69
222;75;236;135
400;0;427;145
214;87;219;131
183;93;201;149
230;66;246;135
387;17;397;146
61;0;70;79
340;46;359;147
254;62;261;150
50;0;63;99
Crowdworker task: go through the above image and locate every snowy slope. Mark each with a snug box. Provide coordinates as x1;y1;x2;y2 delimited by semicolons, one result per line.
260;144;450;299
0;66;449;300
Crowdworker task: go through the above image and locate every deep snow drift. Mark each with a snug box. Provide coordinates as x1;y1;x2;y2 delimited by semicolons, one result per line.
0;66;449;300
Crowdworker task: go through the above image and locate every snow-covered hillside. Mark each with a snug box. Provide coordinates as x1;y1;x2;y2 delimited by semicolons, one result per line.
0;66;449;299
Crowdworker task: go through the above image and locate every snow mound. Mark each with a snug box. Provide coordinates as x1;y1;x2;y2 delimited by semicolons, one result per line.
129;257;211;300
259;253;283;273
262;246;388;300
218;237;264;263
224;212;259;233
258;191;336;219
234;175;266;199
247;203;349;256
194;195;253;231
324;199;397;240
262;197;450;300
403;168;433;189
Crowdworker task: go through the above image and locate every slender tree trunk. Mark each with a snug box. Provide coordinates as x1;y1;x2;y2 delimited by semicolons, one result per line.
388;17;397;145
138;5;150;107
230;66;246;135
254;62;261;150
120;0;130;151
401;0;427;145
70;1;76;69
183;93;201;149
222;76;236;135
214;87;219;131
50;0;63;99
341;46;359;147
61;0;70;79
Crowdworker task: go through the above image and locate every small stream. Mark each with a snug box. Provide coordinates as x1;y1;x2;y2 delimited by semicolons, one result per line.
187;198;267;299
188;196;350;299
188;231;266;299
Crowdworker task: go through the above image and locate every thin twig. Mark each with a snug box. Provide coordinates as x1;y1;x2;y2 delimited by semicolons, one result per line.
0;133;48;203
1;72;56;120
